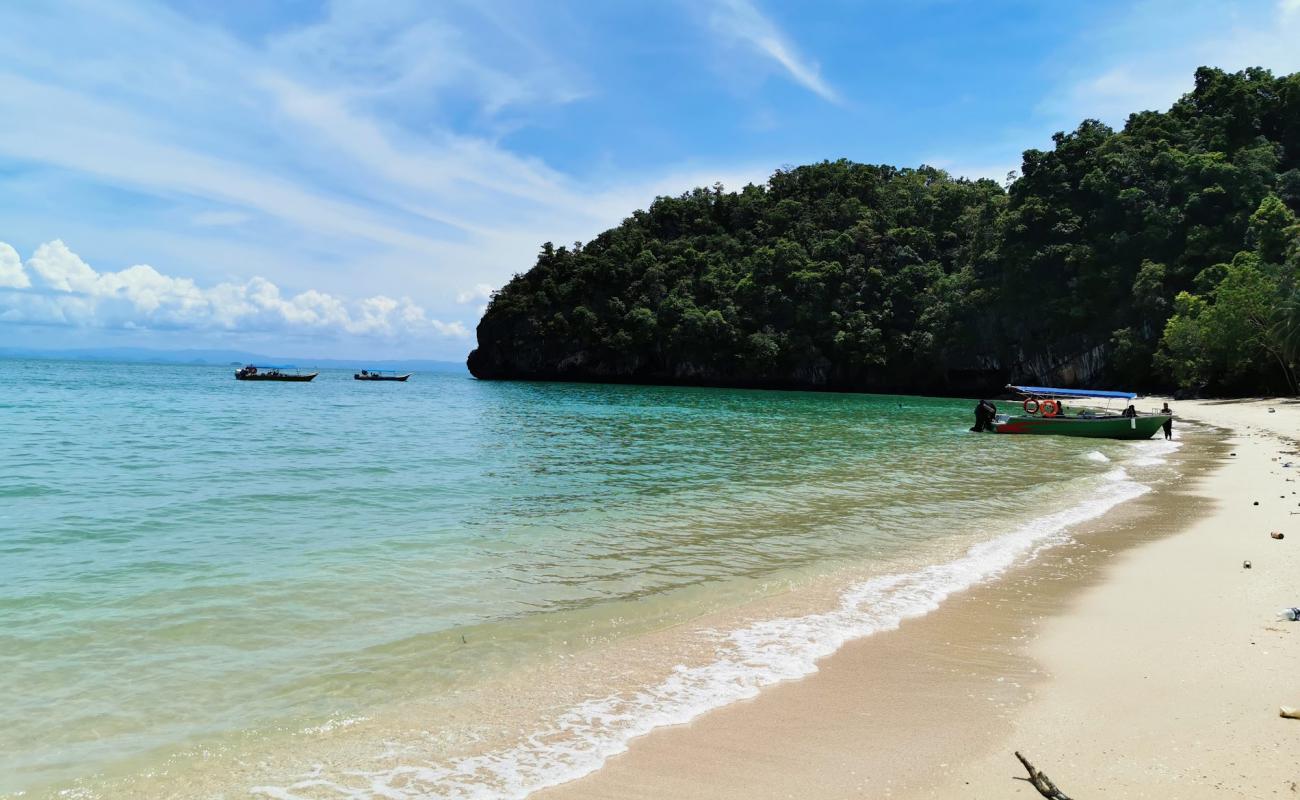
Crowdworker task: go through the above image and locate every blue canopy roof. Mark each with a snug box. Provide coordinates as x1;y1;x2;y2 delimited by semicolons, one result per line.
1008;385;1136;400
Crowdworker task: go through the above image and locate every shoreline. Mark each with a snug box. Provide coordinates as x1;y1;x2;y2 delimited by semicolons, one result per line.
20;400;1290;799
238;416;1190;800
236;440;1164;800
536;401;1300;800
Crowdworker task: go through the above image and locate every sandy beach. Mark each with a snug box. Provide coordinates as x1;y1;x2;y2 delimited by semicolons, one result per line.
539;398;1300;799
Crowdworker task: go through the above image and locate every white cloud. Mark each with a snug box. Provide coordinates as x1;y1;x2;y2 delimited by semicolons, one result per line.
0;72;450;258
267;0;586;117
0;242;30;289
0;2;792;358
26;240;101;293
707;0;840;104
922;158;1020;184
1043;0;1300;127
0;240;469;340
456;283;495;304
0;1;784;347
1053;65;1193;123
191;210;253;227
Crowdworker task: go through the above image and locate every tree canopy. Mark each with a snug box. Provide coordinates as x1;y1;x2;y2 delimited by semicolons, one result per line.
470;67;1300;396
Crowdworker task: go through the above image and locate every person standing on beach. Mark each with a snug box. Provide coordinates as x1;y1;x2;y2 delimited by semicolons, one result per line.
1161;402;1173;439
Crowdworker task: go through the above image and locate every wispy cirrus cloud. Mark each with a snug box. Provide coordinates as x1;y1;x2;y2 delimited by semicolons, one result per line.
0;0;772;357
706;0;841;104
456;284;495;305
1042;0;1300;126
929;0;1300;193
14;0;1294;361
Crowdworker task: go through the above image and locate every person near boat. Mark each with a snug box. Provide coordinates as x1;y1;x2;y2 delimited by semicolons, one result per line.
983;386;1171;440
1161;402;1173;439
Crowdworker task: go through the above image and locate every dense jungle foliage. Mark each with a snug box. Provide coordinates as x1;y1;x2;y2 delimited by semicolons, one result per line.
469;67;1300;395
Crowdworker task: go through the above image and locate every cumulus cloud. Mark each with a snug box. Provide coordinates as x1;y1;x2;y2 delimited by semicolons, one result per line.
0;242;30;289
0;239;468;339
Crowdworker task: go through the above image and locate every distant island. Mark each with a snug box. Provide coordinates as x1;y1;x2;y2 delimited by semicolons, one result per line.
468;67;1300;396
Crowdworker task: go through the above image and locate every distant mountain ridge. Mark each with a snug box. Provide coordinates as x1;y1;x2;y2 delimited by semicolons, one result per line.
0;347;468;372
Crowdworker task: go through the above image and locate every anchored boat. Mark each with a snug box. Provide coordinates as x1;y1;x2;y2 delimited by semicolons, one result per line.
976;385;1170;440
354;369;411;382
234;364;318;382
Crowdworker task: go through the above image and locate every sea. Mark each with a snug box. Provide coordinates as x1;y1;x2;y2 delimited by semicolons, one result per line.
0;358;1187;798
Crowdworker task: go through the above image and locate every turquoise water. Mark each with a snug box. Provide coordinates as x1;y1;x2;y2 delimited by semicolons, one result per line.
0;359;1180;798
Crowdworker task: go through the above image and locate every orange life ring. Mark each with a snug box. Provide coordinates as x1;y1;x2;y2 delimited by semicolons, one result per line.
1041;399;1059;417
1023;398;1040;415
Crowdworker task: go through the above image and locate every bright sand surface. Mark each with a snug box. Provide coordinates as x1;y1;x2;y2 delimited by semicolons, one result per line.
539;398;1300;799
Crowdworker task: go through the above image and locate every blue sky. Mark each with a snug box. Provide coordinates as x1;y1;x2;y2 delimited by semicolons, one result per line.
2;0;1299;360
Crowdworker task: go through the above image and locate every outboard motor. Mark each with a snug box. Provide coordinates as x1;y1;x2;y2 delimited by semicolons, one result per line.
971;399;997;432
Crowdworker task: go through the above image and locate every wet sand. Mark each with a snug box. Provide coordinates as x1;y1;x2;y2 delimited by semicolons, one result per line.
540;400;1300;799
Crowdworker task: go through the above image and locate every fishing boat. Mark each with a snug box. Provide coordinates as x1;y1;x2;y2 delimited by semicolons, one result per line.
354;369;412;382
978;385;1170;440
234;364;318;382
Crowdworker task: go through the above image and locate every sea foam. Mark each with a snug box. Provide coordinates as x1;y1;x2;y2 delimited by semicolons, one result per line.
254;473;1151;800
1128;437;1183;467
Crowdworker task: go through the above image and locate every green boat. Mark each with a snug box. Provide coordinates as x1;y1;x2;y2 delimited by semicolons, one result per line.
979;385;1171;440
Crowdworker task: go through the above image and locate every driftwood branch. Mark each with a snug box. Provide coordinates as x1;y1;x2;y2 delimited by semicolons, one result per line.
1014;751;1073;799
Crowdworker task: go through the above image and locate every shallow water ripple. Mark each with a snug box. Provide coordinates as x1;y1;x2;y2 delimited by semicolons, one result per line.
0;359;1173;797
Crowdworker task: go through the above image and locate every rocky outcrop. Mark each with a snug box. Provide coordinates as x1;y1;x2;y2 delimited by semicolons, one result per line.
466;317;1116;397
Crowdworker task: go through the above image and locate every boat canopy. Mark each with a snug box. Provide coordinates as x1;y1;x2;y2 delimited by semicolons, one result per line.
249;364;296;369
1007;384;1136;400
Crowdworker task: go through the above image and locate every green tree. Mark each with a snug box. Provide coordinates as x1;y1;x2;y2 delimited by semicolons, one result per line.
1157;253;1295;392
1155;292;1210;389
1247;195;1298;263
468;67;1300;396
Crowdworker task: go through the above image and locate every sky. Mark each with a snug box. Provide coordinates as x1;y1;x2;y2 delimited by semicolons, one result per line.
2;0;1299;361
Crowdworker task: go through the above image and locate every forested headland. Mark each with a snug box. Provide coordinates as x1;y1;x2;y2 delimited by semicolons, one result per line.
468;67;1300;396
